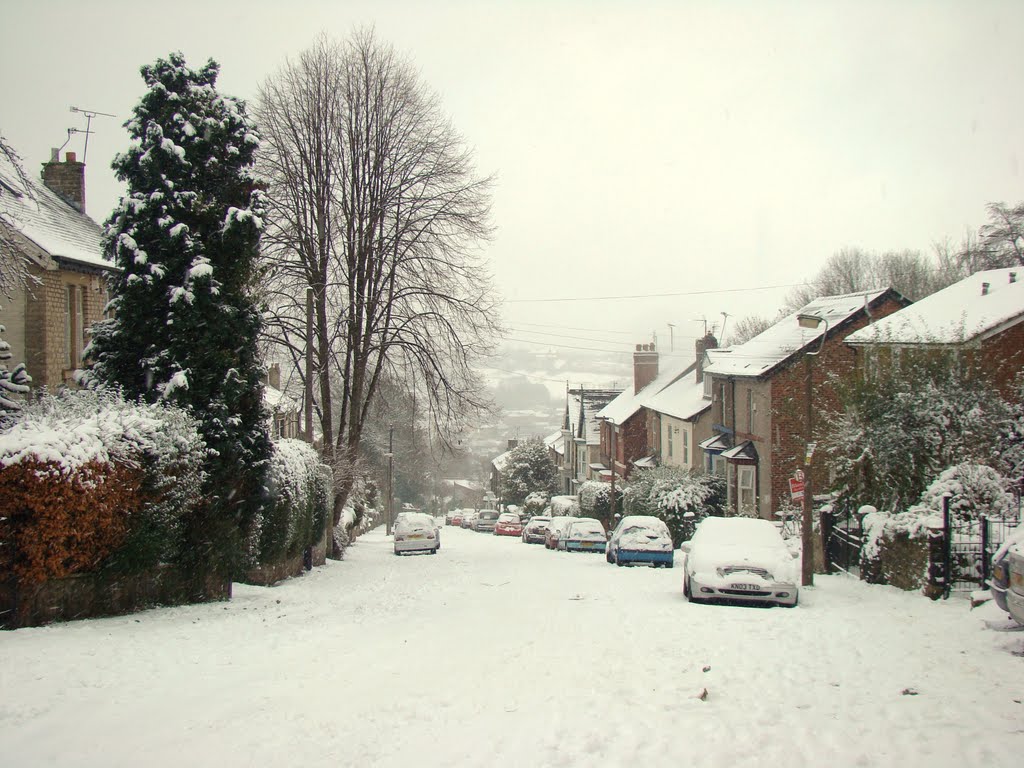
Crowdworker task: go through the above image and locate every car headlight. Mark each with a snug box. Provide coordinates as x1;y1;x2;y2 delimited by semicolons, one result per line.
992;559;1008;585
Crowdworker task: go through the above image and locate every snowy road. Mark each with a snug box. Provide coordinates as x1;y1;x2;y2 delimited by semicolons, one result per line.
2;523;1023;767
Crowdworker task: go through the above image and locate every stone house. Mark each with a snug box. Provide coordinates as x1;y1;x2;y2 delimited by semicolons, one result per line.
555;386;622;494
640;334;718;471
701;289;908;519
263;363;302;439
0;146;114;393
844;268;1024;399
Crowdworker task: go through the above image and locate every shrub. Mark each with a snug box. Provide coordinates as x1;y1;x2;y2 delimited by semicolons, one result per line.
0;390;206;583
578;480;622;526
254;439;332;565
625;466;726;546
919;463;1011;523
859;509;936;591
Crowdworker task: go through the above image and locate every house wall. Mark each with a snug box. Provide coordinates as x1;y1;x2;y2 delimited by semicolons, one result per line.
981;322;1024;398
660;414;698;469
0;280;27;370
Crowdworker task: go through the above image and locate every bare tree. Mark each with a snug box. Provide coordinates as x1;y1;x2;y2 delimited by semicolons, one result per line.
970;201;1024;269
256;31;500;549
0;136;32;300
727;314;776;345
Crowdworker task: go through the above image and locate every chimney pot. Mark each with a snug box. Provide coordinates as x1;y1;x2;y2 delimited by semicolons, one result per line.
65;151;76;163
1010;272;1018;284
50;148;59;162
635;344;642;352
982;282;990;296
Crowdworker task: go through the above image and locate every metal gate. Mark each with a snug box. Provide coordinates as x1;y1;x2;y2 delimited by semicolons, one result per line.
824;507;864;578
943;509;1020;595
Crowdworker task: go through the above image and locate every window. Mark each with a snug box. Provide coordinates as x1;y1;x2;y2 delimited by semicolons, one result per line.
667;425;674;458
738;465;756;515
682;429;689;466
703;373;713;400
747;389;755;432
64;285;85;369
719;383;726;423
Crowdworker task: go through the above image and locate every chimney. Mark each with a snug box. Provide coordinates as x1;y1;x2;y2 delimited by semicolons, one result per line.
268;363;281;391
695;333;718;383
633;342;659;394
41;149;86;213
982;282;990;296
507;438;518;451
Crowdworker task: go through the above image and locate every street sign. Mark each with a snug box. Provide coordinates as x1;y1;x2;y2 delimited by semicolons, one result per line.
789;477;805;501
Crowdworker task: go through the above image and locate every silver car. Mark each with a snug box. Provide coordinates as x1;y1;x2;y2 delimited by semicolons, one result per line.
474;509;500;533
393;512;440;555
681;516;799;607
990;526;1024;617
1006;543;1024;626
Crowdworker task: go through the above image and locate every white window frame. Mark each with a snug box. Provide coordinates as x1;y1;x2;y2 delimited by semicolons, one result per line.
738;465;756;515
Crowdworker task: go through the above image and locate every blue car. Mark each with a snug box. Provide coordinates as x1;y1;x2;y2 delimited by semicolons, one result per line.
606;515;674;568
562;518;607;553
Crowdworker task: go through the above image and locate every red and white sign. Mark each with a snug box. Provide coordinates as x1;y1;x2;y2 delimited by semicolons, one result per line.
788;477;805;501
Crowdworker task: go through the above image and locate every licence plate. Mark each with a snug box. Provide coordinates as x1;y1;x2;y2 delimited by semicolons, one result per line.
730;583;759;591
581;541;595;547
409;534;424;540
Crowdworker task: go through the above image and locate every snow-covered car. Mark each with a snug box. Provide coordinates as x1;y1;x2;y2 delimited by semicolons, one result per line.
493;512;523;537
522;515;552;544
681;516;798;607
449;509;465;527
606;515;674;567
1006;542;1024;626
562;518;607;553
545;516;576;549
990;525;1024;618
461;510;479;529
394;512;440;556
474;509;500;533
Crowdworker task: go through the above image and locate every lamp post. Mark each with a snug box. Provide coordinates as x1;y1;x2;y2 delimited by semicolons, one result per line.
796;313;829;587
385;424;395;536
598;416;618;528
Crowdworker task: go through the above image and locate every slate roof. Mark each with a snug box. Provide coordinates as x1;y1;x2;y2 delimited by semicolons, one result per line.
0;146;110;271
641;370;711;422
845;268;1024;346
566;388;623;446
598;360;695;424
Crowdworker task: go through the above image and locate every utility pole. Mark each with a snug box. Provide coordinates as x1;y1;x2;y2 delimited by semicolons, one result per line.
387;424;395;535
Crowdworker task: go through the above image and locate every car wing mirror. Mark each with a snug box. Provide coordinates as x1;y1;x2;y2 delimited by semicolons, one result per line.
680;542;693;553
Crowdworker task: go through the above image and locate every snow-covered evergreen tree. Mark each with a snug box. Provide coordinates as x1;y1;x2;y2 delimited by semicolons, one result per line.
83;52;270;570
0;323;31;427
500;440;558;505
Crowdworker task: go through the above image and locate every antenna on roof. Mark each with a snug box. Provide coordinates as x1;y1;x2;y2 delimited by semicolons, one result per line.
693;316;708;336
720;311;731;345
68;106;116;163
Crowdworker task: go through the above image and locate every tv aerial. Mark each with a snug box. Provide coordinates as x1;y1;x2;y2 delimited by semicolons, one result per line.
60;105;116;163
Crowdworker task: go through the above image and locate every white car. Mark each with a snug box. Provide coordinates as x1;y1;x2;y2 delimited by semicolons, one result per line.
681;516;798;607
394;512;440;555
606;515;674;567
1006;542;1024;626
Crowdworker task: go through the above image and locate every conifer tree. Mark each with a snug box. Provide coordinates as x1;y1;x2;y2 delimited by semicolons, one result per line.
0;323;30;427
85;52;270;571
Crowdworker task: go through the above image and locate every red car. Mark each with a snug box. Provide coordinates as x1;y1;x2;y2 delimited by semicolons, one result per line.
450;510;465;527
493;512;523;537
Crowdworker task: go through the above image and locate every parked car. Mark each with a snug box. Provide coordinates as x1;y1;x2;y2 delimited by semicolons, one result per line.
449;509;465;527
990;525;1024;618
522;516;552;544
494;512;523;537
1005;539;1024;626
461;510;479;529
545;516;576;550
606;515;674;567
681;517;798;607
394;512;440;556
474;509;501;533
562;518;607;553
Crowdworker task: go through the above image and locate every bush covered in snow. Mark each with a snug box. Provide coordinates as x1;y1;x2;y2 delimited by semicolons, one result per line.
253;439;331;566
624;466;726;546
859;508;938;594
523;491;549;516
919;462;1012;523
550;494;579;517
578;480;623;525
0;390;206;584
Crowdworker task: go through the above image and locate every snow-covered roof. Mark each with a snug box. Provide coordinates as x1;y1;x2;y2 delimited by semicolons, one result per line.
491;449;512;472
543;429;564;455
845;268;1024;347
640;370;711;422
263;383;299;413
704;289;891;378
566;388;622;446
598;361;695;425
633;455;657;469
0;146;110;271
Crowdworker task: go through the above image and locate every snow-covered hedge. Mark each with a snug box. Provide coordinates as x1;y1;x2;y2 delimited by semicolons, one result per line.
624;467;726;546
578;480;621;523
550;494;579;517
0;390;206;583
859;508;938;593
919;463;1012;523
253;439;331;566
523;491;549;516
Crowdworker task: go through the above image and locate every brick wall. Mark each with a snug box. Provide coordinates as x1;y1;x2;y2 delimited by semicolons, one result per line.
981;321;1024;397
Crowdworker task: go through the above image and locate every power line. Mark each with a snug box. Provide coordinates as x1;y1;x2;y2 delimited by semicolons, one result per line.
512;320;636;336
508;327;639;345
506;282;803;303
503;336;633;354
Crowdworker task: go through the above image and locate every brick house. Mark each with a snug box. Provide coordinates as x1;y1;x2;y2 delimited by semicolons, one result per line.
263;363;301;439
845;268;1024;398
701;289;908;518
0;146;114;392
596;342;705;481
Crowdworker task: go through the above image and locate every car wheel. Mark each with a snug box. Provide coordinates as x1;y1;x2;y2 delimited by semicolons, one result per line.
431;547;438;555
683;574;691;597
665;560;674;569
606;549;614;564
615;551;624;567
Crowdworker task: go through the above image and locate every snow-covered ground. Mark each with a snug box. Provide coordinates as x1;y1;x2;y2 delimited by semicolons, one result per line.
2;524;1022;767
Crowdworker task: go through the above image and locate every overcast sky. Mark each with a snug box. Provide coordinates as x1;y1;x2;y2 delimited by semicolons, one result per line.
3;1;1022;360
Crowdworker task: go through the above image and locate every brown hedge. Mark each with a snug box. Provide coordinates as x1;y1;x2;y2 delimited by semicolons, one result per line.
0;458;144;585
